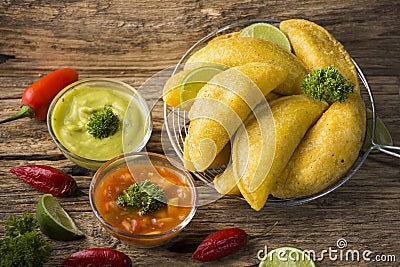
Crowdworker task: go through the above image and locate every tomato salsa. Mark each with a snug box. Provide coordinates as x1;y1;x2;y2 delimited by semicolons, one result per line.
94;164;195;235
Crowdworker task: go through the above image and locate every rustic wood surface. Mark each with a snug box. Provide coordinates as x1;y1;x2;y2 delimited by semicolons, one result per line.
1;1;399;266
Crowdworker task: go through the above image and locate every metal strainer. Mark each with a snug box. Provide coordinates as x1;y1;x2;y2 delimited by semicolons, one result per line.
163;19;400;206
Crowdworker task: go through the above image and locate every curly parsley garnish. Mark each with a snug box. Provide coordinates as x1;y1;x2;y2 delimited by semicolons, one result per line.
116;180;167;215
301;66;354;103
87;106;120;139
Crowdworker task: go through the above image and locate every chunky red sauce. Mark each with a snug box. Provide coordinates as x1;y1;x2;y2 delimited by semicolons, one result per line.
95;165;194;235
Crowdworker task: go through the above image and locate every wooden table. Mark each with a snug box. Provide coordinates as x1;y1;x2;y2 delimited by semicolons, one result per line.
1;1;399;266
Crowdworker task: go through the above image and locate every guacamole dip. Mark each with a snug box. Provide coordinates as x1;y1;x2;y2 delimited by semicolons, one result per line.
51;85;148;161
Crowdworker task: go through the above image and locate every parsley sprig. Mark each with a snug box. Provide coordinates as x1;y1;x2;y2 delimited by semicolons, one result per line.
0;213;51;267
87;106;120;139
301;66;354;103
116;180;167;215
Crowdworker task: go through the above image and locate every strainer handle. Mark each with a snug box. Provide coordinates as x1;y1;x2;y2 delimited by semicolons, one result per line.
373;144;400;158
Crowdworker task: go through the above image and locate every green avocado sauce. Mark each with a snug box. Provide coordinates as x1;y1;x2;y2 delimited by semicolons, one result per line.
51;86;147;161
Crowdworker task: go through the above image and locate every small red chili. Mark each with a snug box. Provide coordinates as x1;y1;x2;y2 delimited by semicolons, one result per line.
192;227;248;262
10;165;77;197
62;248;132;267
0;68;78;124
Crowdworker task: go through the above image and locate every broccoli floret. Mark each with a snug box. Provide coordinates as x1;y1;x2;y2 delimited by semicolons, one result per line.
87;106;119;139
301;66;354;103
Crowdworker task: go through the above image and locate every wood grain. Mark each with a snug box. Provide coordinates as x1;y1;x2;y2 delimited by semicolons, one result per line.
1;0;399;266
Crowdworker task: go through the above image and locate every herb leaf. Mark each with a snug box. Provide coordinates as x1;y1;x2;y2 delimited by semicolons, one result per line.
116;182;142;209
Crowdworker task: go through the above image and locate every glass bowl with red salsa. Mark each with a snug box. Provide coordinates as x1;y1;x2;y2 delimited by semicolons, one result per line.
89;152;197;248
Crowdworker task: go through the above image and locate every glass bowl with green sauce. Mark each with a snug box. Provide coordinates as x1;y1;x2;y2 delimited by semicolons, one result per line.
47;78;153;170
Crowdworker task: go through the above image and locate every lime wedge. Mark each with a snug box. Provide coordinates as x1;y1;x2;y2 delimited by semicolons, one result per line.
240;23;291;51
36;194;84;241
259;246;316;267
362;108;393;153
180;66;224;108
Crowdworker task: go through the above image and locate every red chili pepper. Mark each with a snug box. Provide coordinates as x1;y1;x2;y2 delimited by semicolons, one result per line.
192;227;248;262
10;165;77;197
62;248;132;267
0;68;78;124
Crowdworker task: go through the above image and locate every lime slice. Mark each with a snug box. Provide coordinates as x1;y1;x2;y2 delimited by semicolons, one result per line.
259;246;316;267
362;108;393;153
36;194;84;241
240;23;291;51
180;66;224;108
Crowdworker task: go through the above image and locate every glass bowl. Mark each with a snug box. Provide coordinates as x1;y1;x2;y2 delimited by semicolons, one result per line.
163;19;400;206
47;78;152;170
89;152;197;248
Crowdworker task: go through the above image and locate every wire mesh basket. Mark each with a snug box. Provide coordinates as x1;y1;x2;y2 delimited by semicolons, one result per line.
163;19;400;206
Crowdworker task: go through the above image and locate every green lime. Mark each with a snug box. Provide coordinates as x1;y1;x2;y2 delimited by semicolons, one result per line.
240;23;291;51
362;108;393;153
36;194;84;241
180;66;224;108
259;246;316;267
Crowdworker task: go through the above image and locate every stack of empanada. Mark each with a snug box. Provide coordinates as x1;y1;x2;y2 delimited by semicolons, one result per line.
163;19;366;210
